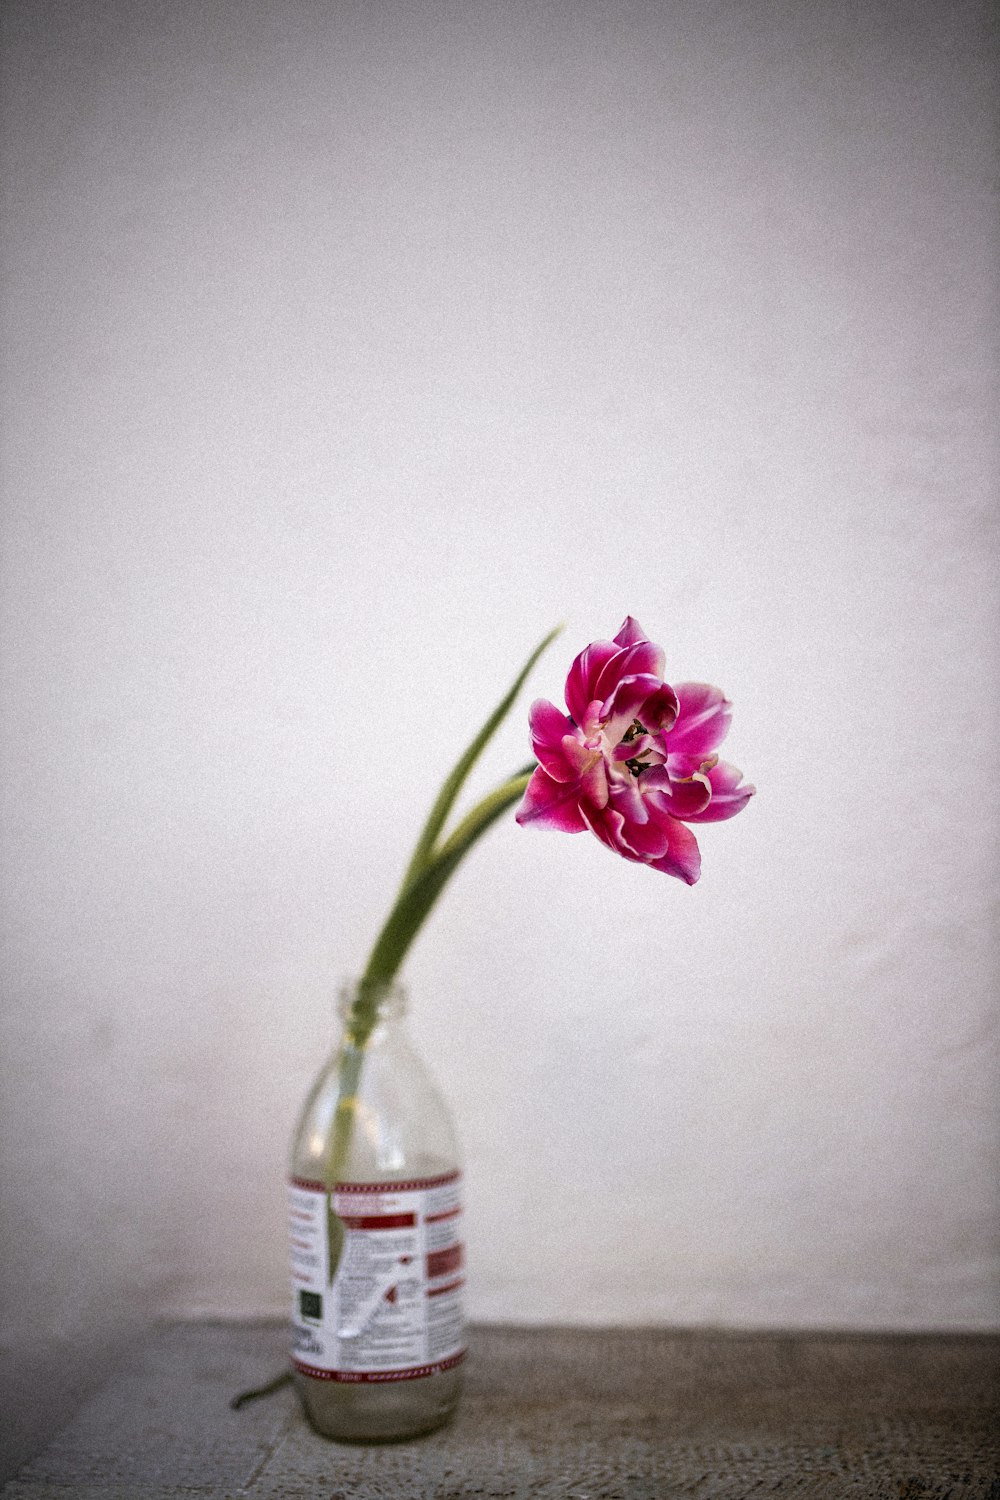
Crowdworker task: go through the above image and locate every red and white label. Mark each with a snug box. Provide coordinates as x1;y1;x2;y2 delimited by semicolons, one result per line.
288;1172;465;1382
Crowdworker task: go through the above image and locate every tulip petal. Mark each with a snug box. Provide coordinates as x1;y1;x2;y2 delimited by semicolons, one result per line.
515;766;587;832
646;811;702;883
667;683;732;757
613;616;650;648
664;750;718;781
644;771;713;820
612;735;653;763
638;682;679;734
682;761;756;823
580;800;663;863
582;796;702;883
608;778;651;828
593;640;666;704
615;811;670;858
579;800;628;857
602;675;678;744
529;697;575;748
529;699;580;781
552;736;609;808
565;640;621;723
579;754;610;810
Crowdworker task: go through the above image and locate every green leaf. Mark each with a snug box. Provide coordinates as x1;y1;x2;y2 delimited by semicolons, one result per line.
397;626;562;895
361;770;533;987
336;625;560;1282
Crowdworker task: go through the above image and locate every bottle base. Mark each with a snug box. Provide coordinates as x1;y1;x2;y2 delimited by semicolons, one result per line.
293;1366;462;1443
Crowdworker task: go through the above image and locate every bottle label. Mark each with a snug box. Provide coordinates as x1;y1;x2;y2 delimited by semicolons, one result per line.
288;1171;465;1382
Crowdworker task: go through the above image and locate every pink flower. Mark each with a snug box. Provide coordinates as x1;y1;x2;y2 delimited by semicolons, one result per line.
515;617;754;884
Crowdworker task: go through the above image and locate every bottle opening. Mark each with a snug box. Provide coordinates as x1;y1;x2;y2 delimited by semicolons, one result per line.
337;977;408;1024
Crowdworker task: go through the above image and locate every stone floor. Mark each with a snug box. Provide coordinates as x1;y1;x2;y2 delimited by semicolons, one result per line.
2;1321;998;1498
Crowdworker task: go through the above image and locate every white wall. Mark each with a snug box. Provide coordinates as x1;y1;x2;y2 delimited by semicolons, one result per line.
1;0;997;1395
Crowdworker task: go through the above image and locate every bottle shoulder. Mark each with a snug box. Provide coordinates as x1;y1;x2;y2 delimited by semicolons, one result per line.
290;1029;460;1183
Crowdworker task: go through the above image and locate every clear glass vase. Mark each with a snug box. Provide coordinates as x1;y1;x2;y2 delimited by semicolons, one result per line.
288;979;464;1441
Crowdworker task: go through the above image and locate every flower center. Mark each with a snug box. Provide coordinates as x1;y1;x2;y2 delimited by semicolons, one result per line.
621;719;650;777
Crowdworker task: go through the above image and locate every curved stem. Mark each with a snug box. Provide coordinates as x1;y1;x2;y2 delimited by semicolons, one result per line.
397;626;561;894
322;770;533;1279
317;623;558;1286
361;770;532;987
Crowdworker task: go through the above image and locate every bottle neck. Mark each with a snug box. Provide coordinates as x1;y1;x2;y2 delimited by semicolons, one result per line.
338;977;407;1045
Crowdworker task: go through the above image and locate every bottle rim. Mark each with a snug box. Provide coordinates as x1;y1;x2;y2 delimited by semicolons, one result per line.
337;976;408;1020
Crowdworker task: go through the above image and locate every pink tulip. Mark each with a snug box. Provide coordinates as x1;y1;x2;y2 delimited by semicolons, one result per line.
515;617;754;883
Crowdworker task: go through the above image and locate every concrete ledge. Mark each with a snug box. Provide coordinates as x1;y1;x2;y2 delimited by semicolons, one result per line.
2;1321;998;1497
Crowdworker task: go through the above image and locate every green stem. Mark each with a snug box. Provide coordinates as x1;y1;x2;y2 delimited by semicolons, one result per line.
397;626;561;894
323;1038;366;1283
362;769;533;987
321;771;532;1281
318;624;559;1284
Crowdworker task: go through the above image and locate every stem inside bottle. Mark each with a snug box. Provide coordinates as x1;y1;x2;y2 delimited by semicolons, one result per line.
289;978;464;1441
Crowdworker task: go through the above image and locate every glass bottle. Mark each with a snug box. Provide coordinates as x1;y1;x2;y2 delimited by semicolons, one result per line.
288;978;464;1442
